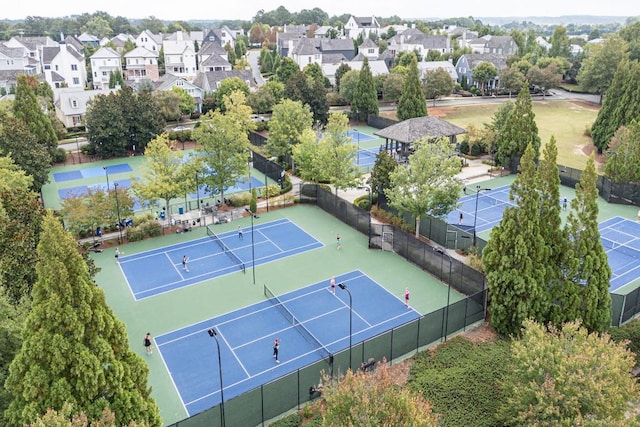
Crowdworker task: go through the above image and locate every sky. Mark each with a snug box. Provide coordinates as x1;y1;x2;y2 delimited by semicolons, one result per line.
3;0;640;21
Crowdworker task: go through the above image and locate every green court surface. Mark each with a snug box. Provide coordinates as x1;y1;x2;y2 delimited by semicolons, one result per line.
93;204;458;425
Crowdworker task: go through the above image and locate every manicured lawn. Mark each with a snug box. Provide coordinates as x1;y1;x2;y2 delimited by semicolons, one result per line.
385;100;601;171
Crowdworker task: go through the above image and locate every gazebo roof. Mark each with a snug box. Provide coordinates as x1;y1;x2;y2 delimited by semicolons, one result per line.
374;116;467;144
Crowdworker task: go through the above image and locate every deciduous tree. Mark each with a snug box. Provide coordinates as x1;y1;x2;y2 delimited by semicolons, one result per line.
322;361;439;426
500;320;637;426
423;68;454;106
320;112;360;195
578;35;629;104
471;61;498;95
266;99;313;164
604;121;640;183
386;138;462;237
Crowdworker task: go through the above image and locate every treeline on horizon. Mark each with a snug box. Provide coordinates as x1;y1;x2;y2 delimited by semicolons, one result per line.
0;6;637;40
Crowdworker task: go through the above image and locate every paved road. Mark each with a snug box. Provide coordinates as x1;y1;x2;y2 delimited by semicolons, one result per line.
246;49;266;86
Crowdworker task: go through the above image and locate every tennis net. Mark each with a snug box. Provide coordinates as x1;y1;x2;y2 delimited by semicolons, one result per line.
206;225;246;274
601;237;640;258
264;284;331;360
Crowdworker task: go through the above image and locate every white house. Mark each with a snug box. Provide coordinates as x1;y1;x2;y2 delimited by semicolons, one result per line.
124;47;159;82
41;43;86;89
0;44;30;72
418;61;458;81
54;87;116;128
163;31;197;79
155;74;204;113
5;36;57;73
136;30;163;53
90;46;122;89
344;16;380;39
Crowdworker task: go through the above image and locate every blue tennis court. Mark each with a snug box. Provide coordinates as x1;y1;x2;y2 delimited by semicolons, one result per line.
599;217;640;291
53;164;133;182
119;218;323;300
354;148;379;167
446;185;515;233
347;129;375;142
155;270;420;416
58;178;134;199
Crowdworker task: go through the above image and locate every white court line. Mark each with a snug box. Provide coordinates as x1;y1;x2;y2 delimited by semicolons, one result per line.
155;339;189;418
165;252;184;279
216;327;250;377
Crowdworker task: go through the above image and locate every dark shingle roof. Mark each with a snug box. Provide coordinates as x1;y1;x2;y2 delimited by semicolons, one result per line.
374;116;466;143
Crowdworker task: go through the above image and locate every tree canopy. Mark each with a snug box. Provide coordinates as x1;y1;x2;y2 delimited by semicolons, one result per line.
386;138;462;237
397;55;427;120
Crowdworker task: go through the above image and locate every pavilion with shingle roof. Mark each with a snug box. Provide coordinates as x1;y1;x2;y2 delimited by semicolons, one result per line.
374;116;467;160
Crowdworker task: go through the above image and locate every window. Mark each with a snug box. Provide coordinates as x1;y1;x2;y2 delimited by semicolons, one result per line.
71;99;78;108
94;71;97;77
368;48;374;54
102;71;108;76
73;77;80;85
44;64;51;70
55;65;59;71
71;64;77;71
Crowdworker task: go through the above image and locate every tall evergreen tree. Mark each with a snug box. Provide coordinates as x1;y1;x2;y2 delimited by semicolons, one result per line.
564;155;612;332
538;137;575;326
591;60;640;152
12;74;58;155
396;55;427;121
4;214;162;427
494;87;540;169
483;144;548;336
352;57;379;121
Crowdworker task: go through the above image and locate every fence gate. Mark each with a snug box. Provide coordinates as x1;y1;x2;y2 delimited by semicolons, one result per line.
446;228;458;250
382;230;394;252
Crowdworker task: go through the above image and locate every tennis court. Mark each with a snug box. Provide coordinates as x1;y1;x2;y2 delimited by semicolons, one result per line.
599;217;640;291
155;269;421;416
347;129;376;142
119;218;323;300
446;185;515;233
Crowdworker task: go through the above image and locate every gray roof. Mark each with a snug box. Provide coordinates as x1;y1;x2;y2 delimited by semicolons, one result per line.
124;46;158;58
200;54;230;67
374;116;466;143
41;46;59;63
459;53;508;70
322;53;348;63
320;38;355;52
192;69;255;92
0;44;24;59
292;39;320;55
359;38;378;49
64;35;84;51
199;41;226;56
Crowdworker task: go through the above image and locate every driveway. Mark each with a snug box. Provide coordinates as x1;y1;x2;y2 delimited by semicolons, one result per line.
246;50;266;86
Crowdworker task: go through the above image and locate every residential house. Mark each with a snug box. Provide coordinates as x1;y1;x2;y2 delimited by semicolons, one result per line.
54;87;115;128
193;69;255;97
124;47;159;82
418;60;458;81
89;46;122;89
0;44;30;72
455;53;507;90
570;44;584;56
454;30;480;49
77;33;100;48
344;16;380;39
136;30;163;53
163;31;197;79
482;35;518;56
536;36;552;51
105;33;136;53
313;26;336;38
5;35;57;73
197;41;231;72
289;37;356;69
205;26;244;50
277;32;305;58
156;73;205;113
395;33;452;59
379;24;411;38
0;70;23;94
357;38;379;61
42;42;86;89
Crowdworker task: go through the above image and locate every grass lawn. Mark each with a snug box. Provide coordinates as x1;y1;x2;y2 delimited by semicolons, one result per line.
384;99;601;171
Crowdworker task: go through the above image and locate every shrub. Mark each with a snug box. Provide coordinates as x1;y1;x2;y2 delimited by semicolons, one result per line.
229;191;252;207
608;318;640;365
125;213;161;242
255;121;269;132
459;140;470;155
326;91;348;106
269;413;303;427
584;124;592;137
408;336;511;427
53;147;67;163
469;142;483;156
263;184;281;198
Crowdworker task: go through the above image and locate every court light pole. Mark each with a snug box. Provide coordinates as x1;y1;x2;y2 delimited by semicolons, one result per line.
244;208;256;285
464;185;490;247
338;283;353;371
207;328;225;427
354;129;360;165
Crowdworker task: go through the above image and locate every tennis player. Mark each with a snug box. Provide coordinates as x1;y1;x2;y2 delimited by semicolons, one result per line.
273;338;280;363
182;255;189;272
405;287;410;308
330;276;336;294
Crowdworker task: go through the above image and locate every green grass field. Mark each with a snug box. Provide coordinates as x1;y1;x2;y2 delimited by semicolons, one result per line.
427;99;600;170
